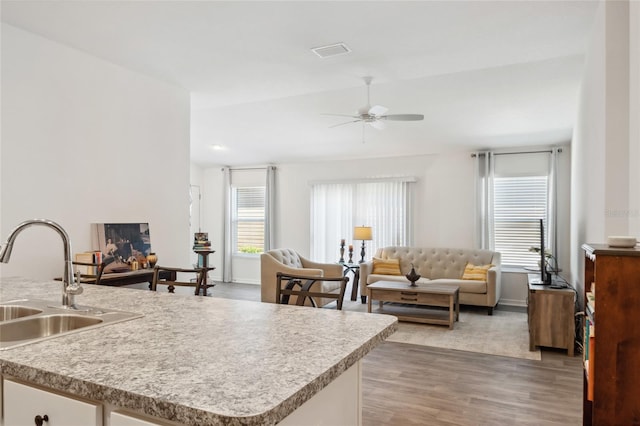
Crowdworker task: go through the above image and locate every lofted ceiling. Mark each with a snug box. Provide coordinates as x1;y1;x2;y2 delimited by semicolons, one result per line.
1;1;598;167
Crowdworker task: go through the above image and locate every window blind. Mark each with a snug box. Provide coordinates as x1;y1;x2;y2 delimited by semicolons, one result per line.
493;175;548;267
232;186;265;254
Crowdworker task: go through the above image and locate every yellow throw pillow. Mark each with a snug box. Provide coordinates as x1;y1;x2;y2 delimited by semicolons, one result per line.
462;263;494;281
372;257;402;275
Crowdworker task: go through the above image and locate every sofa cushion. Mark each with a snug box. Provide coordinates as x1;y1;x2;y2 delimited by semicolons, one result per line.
366;275;486;294
462;263;494;281
368;274;432;285
372;257;402;275
431;278;487;294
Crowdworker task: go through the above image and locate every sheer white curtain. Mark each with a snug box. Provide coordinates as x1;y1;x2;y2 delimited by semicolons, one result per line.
311;179;415;263
311;183;354;262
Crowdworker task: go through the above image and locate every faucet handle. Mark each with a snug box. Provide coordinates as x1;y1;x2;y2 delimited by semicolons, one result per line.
66;284;84;295
67;270;84;295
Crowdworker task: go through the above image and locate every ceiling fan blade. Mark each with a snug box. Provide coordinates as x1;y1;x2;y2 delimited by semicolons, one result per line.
369;119;385;130
329;119;362;128
382;114;424;121
368;105;388;117
321;113;360;118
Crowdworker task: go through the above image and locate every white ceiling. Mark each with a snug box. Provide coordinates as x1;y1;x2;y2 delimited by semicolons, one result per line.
1;1;598;167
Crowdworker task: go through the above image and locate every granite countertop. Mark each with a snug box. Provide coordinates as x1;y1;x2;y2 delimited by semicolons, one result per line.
0;278;397;425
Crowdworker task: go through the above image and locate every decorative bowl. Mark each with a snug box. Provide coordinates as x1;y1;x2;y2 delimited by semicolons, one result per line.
607;236;637;248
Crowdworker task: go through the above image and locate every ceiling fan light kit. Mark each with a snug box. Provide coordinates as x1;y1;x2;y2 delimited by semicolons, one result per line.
323;76;424;133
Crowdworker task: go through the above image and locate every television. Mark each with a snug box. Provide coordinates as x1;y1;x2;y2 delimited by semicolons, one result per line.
531;218;552;285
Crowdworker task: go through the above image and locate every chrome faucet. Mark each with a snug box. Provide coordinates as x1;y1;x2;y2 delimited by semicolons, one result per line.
0;219;83;308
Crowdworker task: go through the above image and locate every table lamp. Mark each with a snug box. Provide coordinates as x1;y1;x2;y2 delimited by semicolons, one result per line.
353;226;373;263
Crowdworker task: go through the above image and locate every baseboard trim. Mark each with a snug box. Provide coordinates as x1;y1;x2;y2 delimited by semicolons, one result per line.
231;279;260;285
499;298;527;308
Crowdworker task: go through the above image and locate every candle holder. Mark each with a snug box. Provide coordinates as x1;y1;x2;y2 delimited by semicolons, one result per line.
339;239;345;263
348;245;354;264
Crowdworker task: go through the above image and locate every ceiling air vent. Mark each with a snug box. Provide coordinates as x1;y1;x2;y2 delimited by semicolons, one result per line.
311;43;351;58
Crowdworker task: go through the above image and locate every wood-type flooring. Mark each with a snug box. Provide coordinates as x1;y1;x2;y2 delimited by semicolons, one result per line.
362;341;582;425
135;280;584;425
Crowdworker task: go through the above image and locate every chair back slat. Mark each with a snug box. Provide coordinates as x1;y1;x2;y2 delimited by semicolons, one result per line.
276;272;348;310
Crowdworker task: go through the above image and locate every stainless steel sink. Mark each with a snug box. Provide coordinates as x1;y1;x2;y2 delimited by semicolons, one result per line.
1;314;103;343
0;305;43;321
0;299;142;350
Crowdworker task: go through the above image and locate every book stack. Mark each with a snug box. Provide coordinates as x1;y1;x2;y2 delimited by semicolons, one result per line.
74;251;103;275
586;282;596;320
193;232;211;251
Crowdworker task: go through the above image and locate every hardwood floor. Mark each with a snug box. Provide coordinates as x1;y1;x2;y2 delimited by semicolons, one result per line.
362;342;582;425
153;281;584;425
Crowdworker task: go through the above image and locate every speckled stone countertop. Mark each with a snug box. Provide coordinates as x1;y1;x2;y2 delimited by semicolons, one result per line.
0;278;397;425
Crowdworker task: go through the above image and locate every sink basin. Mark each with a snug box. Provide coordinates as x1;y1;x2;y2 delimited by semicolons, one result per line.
0;299;142;350
0;305;43;321
0;314;103;343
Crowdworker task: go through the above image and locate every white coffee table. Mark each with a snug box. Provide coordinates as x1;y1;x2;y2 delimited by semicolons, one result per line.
367;280;460;329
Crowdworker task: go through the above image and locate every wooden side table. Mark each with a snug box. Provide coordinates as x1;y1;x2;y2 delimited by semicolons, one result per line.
194;249;216;296
527;274;575;356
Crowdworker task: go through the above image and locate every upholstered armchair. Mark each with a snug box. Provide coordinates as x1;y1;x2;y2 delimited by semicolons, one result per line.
260;248;344;307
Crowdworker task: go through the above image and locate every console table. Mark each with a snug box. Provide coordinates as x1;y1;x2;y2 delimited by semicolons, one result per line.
57;269;175;287
194;249;216;296
527;274;575;356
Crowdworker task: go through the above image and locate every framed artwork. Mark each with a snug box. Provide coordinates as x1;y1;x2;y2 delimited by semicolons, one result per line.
92;223;152;265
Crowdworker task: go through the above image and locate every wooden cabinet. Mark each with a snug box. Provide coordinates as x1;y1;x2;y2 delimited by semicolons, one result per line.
3;378;103;426
527;275;575;356
581;243;640;426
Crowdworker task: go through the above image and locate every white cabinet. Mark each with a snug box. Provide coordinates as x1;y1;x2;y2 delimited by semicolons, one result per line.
3;378;102;426
110;411;165;426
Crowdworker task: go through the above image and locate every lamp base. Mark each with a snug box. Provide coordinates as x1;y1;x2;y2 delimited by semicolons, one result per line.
359;240;366;263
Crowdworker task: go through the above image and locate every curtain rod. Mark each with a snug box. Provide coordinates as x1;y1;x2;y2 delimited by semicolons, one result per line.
220;166;276;171
471;148;562;158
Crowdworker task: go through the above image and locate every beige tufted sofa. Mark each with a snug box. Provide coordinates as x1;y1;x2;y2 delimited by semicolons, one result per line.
260;248;344;307
360;246;501;315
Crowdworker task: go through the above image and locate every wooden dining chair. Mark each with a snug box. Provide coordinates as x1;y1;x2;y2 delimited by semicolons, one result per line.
276;272;349;310
72;260;105;285
151;266;207;295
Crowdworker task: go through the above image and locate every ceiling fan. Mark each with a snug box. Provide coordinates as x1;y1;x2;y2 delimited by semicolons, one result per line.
323;76;424;131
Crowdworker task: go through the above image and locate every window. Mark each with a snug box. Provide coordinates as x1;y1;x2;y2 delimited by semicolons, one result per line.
476;150;557;269
232;186;265;254
493;175;548;267
311;179;414;263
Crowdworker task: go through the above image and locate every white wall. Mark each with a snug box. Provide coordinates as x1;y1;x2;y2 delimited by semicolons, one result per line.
0;24;191;281
629;0;640;237
200;146;571;305
570;0;639;296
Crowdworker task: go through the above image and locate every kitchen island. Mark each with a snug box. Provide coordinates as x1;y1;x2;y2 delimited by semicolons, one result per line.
0;278;397;425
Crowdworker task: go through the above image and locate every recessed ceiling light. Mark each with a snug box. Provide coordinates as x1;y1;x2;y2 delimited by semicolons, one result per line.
210;144;224;151
311;42;351;58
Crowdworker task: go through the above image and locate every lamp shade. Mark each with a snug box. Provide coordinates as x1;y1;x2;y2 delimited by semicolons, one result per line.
353;226;372;241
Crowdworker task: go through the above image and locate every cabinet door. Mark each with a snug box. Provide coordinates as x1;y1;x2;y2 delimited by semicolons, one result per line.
110;411;166;426
3;379;102;426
